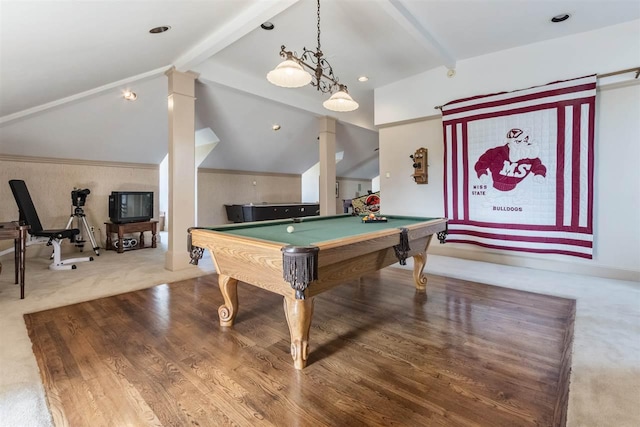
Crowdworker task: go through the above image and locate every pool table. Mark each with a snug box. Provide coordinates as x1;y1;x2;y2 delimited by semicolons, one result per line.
188;214;447;369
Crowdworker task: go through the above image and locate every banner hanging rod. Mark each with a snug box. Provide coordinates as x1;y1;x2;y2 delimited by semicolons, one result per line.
597;66;640;79
434;66;640;110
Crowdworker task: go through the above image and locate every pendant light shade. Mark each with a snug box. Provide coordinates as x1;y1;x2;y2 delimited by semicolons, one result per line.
267;60;312;88
323;90;359;112
266;1;358;112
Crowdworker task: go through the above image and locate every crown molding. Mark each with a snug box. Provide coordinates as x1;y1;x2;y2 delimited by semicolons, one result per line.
0;155;158;170
0;65;172;126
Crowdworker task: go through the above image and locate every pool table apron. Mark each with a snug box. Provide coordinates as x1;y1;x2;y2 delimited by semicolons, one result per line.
189;218;446;369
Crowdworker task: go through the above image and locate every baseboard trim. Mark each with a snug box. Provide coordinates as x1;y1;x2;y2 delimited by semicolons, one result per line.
429;245;640;282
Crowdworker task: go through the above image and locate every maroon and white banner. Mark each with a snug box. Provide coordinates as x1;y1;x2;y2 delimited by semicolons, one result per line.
442;75;596;258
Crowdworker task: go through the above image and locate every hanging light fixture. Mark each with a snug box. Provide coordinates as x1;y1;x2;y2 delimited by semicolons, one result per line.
266;0;358;112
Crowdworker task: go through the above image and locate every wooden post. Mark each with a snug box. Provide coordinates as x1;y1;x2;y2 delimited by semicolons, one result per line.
318;116;336;215
165;69;198;271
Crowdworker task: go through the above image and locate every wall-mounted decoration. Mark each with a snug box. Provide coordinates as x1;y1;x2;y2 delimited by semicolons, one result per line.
410;147;428;184
441;75;596;259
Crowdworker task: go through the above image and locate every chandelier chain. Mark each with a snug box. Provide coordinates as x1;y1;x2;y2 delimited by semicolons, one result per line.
316;0;321;52
267;0;358;111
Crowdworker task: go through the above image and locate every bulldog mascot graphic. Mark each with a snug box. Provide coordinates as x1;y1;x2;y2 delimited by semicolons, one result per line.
474;128;547;204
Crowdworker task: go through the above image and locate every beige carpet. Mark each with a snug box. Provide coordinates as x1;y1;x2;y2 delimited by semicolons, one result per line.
0;234;638;426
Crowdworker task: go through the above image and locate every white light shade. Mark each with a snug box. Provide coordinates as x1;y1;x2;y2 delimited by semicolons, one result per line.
322;90;359;112
267;60;312;88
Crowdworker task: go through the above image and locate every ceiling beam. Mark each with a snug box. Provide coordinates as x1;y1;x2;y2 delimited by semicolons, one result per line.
0;1;301;127
379;0;456;70
173;0;301;71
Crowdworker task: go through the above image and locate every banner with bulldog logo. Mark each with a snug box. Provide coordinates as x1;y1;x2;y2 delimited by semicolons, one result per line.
442;75;596;258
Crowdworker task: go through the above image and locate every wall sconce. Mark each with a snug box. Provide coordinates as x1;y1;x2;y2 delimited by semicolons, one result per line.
410;148;428;184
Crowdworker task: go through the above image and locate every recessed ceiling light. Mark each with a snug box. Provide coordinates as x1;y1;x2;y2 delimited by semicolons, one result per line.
272;124;281;131
358;76;369;82
123;91;137;101
149;26;171;34
261;22;275;30
551;14;570;23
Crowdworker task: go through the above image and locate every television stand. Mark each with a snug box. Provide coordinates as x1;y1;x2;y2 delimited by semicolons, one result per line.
105;220;158;253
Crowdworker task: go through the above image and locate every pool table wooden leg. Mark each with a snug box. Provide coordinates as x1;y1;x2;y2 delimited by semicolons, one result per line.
412;235;433;291
218;274;238;327
283;296;315;370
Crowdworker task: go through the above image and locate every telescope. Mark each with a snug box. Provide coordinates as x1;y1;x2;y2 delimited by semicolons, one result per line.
65;188;99;255
71;188;91;207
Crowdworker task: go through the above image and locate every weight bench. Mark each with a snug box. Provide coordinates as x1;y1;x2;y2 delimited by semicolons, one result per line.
9;179;94;270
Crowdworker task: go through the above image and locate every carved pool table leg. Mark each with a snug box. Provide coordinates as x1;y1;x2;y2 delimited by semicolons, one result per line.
218;274;238;327
412;235;433;291
283;295;315;370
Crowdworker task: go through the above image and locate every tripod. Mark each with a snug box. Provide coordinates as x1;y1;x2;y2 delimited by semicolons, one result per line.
65;206;100;256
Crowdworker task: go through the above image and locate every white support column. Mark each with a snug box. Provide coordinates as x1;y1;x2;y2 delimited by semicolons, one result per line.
318;116;337;216
165;69;198;271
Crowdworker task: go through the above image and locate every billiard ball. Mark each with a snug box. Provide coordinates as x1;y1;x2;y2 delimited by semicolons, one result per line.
287;225;295;233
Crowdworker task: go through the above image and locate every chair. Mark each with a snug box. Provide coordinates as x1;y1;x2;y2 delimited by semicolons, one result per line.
9;179;94;270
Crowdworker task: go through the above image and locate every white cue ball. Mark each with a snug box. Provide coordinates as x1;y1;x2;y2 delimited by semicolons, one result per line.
287;225;295;233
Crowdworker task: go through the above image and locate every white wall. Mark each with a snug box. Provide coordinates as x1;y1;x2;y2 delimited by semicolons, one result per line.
159;155;168;231
371;176;380;192
302;164;372;213
376;21;640;281
336;178;372;213
595;84;640;270
301;163;320;203
197;169;302;226
376;20;640;126
379;119;444;218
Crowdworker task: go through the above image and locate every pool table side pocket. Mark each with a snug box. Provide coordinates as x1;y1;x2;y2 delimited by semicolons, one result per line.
307;235;434;297
403;218;448;240
315;218;446;267
317;231;406;266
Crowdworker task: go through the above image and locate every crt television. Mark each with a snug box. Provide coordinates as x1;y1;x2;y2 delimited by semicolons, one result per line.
109;191;154;223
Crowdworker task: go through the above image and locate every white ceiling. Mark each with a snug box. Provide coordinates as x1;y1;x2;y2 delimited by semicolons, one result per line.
1;0;639;179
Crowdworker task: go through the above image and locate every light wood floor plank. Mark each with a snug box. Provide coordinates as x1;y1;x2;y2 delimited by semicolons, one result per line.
25;268;575;426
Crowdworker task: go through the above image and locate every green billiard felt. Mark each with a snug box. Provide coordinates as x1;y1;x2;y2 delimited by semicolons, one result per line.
208;214;436;246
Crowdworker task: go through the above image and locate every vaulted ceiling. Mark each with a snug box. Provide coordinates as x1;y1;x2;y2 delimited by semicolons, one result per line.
1;0;638;178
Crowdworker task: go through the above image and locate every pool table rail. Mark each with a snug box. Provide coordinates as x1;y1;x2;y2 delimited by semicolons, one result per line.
313;217;445;265
189;217;447;300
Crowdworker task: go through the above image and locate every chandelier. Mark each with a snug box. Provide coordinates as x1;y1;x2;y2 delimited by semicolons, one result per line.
266;0;359;112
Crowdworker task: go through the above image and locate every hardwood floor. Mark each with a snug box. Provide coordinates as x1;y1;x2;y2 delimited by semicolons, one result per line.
25;268;575;426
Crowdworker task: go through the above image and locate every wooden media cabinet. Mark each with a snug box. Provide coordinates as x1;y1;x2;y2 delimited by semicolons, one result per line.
105;220;158;253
